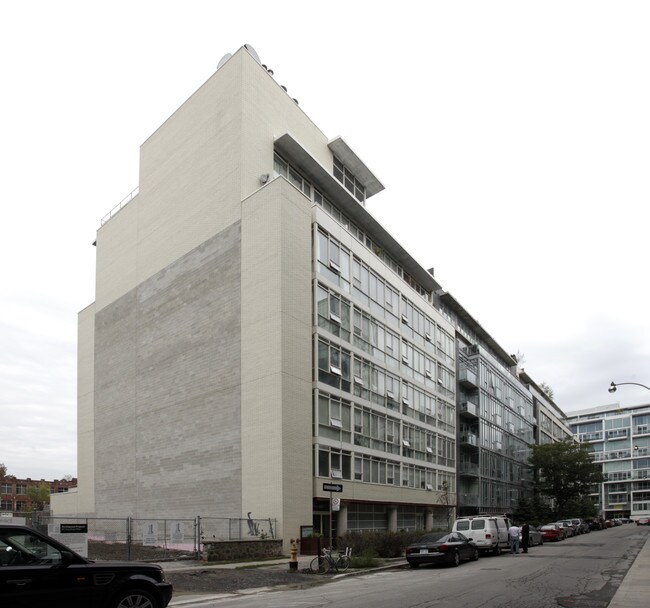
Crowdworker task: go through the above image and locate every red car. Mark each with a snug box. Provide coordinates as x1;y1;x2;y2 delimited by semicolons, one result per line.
636;517;650;526
540;524;565;541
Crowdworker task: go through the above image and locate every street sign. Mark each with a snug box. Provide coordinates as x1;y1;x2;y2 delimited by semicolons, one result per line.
332;497;341;512
323;482;343;493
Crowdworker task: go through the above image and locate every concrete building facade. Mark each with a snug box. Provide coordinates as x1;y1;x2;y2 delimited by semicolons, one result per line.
57;46;468;543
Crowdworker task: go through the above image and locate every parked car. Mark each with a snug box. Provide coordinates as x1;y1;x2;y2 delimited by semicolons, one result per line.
540;524;565;542
526;526;544;546
636;517;650;526
405;531;479;568
586;519;603;531
452;515;511;555
570;518;590;534
0;524;173;608
555;521;575;537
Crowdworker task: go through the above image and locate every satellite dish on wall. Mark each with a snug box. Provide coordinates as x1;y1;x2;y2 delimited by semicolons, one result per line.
217;53;232;70
243;43;261;64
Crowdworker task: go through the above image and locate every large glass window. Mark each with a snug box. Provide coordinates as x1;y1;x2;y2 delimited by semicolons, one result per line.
318;339;351;392
316;230;350;291
317;284;351;341
317;393;352;443
317;446;351;479
347;503;388;532
333;156;366;203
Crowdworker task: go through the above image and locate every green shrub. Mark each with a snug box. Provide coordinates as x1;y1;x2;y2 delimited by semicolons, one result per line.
338;530;435;559
350;549;380;568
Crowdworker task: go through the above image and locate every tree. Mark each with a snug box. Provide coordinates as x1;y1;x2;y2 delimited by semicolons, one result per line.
0;463;6;479
539;382;555;400
513;494;552;526
26;483;51;512
528;439;604;518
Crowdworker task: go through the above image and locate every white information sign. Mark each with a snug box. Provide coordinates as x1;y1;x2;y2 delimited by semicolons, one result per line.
48;524;88;557
332;497;341;512
170;521;185;543
143;521;159;546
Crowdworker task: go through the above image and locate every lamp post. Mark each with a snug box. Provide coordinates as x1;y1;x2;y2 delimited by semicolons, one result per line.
608;381;650;394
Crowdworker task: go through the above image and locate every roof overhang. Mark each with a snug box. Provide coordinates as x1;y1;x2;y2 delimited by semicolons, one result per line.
274;132;439;294
437;290;518;366
327;136;384;198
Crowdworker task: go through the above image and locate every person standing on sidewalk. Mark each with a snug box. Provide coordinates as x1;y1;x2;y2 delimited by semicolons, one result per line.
521;522;530;553
508;523;521;554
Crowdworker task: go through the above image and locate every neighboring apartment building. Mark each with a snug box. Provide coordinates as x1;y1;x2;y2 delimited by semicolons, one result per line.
518;370;573;446
0;477;77;514
53;45;462;542
51;45;578;542
434;292;535;516
566;403;650;520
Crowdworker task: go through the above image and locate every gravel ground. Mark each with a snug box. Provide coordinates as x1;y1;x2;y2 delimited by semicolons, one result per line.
167;566;320;594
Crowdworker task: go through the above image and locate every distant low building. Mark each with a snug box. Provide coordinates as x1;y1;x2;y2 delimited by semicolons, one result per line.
0;477;77;514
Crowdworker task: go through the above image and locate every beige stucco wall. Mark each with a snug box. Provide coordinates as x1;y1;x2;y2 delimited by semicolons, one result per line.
52;303;96;516
94;47;332;315
240;177;313;542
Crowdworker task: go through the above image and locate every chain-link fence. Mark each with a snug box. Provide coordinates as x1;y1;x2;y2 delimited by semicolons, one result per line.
199;516;277;543
30;513;277;561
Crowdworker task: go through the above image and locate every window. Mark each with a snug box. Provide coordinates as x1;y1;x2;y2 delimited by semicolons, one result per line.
333;156;366;202
317;446;351;480
318;339;351;392
317;393;352;442
15;485;26;495
316;230;351;291
316;284;351;341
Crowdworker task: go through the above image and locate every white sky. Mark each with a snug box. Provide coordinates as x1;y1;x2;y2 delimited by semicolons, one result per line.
2;1;649;480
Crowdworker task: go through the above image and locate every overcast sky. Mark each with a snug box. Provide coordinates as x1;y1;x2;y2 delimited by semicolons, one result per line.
2;1;649;480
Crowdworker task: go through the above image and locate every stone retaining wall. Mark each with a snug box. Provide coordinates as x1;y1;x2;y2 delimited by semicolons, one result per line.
202;539;283;562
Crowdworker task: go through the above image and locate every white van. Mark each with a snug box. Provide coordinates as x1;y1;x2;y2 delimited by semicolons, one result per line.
452;516;511;555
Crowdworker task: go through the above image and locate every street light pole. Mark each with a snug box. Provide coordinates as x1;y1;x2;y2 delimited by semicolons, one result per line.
608;381;650;394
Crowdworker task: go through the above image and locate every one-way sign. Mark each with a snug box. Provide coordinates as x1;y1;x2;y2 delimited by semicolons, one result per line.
323;483;343;493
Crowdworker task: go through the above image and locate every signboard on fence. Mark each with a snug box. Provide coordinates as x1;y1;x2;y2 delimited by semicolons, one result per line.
49;523;88;557
142;521;159;546
170;521;185;543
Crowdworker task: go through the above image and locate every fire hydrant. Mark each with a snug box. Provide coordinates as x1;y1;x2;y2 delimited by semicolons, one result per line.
289;538;299;571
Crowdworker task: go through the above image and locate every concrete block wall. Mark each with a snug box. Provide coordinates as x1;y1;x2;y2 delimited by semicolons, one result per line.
94;222;242;518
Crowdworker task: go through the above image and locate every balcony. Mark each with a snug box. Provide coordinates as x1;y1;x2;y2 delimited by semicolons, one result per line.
459;367;478;390
459;400;479;419
459;493;479;507
459;462;479;477
460;433;478;447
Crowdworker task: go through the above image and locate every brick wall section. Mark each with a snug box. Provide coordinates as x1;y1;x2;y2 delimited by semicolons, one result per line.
94;222;242;519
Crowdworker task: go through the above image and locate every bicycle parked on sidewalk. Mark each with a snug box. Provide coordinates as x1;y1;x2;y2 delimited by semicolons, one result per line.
309;547;352;574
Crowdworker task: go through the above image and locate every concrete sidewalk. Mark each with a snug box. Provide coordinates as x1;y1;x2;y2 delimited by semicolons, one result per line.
607;531;650;608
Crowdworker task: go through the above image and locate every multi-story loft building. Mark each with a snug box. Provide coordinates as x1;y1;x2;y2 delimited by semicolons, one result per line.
434;293;535;516
518;371;573;445
0;477;77;514
566;403;650;521
53;45;462;544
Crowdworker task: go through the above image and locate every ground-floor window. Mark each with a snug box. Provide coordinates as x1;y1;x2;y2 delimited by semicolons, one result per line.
347;503;388;532
396;505;424;531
